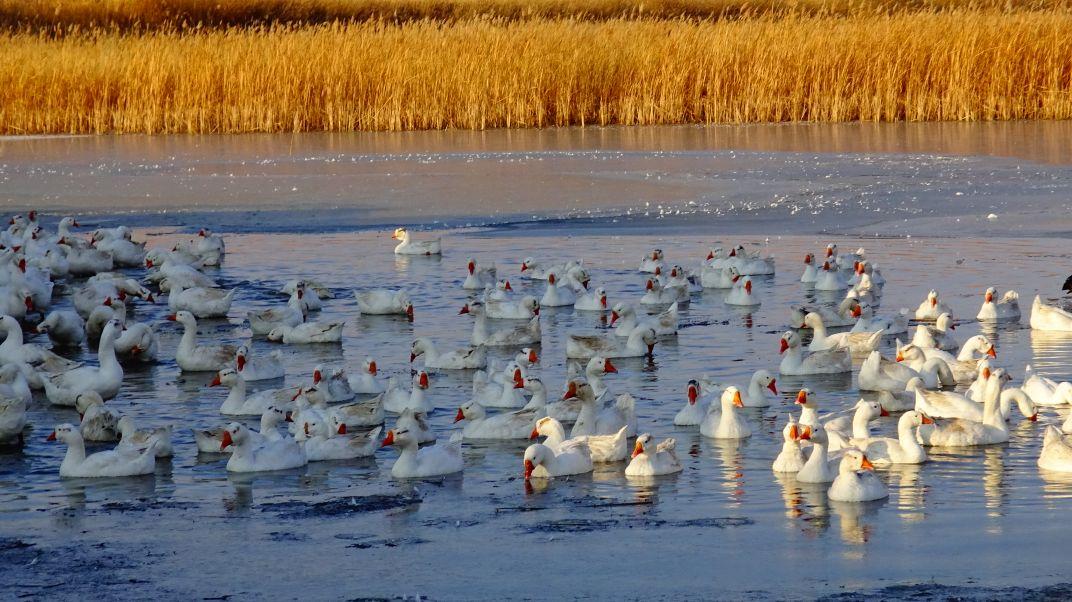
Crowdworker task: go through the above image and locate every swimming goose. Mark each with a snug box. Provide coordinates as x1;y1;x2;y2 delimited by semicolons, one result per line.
482;279;514;304
724;276;760;307
737;369;777;407
700;264;741;289
411;337;487;370
75;391;120;442
485;295;540;320
772;416;806;473
44;320;123;407
574;286;609;312
330;390;386;428
700;386;751;439
778;330;851;375
540;273;578;307
727;244;776;276
611;302;678;337
461;301;541;347
625;434;683;477
1030;295;1072;332
523;440;593;479
302;418;381;461
167;284;235;318
977;287;1020;322
280;279;333;300
851;302;909;335
917;369;1012;446
641;277;689;306
792;388;823;429
382;371;434;414
470;362;525;407
795;425;840;483
169;311;236;372
914;290;954;321
394;408;436;444
577;356;617;399
234;344;285;381
638;249;665;273
212;368;301;416
531;416;629;462
355;289;414;319
566;327;657;359
47;424;156;478
309;366;356;403
571;392;637;438
462;257;497;290
248;290;307;335
674;379;707;426
876;377;926;412
383;429;463;478
116;415;174;458
858;349;954;392
828;449;888;502
800;253;819;283
1023;365;1072;406
791;299;857;331
455;399;543;440
0;385;27;445
520;257;579;281
267;321;344;344
801;312;884;354
912;379;985;421
910;313;959;352
391;227;441;256
898;337;994;383
221;422;307;472
859;411;931;465
85;297;126;343
36;310;85;347
113;322;159;362
0;365;31;407
824;400;887;452
1038;425;1072;472
347;357;385;395
0;314;81;382
813;261;848;291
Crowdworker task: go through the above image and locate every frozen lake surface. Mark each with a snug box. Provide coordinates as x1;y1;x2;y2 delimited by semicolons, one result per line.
2;124;1072;600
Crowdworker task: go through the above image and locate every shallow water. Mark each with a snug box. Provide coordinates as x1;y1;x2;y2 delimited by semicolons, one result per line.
3;124;1072;600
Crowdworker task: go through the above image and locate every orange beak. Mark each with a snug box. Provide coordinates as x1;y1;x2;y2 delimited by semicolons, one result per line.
851;305;862;318
419;372;430;388
380;430;395;448
985;292;993;303
983;367;991;379
921;414;934;425
687;385;698;405
880;406;890;417
799;426;812;440
513;369;524;389
733;390;744;408
744;280;752;294
987;346;997;358
285;411;293;422
529;427;540;440
313;369;322;384
166;314;176;321
220;430;233;451
826;248;833;257
646;343;655;356
504;281;513;291
895;352;904;362
670;268;678;278
410;353;417;362
795;390;807;405
600;295;607;308
604;359;617;374
520;262;528;272
767;379;778;394
803;254;811;264
406;305;414;321
524;459;535;480
548;274;556;285
562;381;578;400
368;361;378;375
610;311;620;325
931;298;938;307
46;431;56;441
645;280;654;291
303;422;310;436
454;408;465;423
527;349;538;364
706;251;714;260
337;423;347;435
467;260;475;275
779;339;789;354
1029;413;1039;422
631;441;644;459
458;304;470;315
860;455;875;471
788;424;799;440
729;248;736;257
209;374;222;387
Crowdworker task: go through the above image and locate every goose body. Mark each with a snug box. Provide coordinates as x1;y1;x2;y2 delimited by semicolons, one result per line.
1023;365;1072;406
302;418;381;461
977;288;1020;321
523;440;593;479
533;417;629;463
917;370;1011;446
234;345;285;381
113;322;159;362
384;429;464;478
772;416;806;473
724;276;760;307
567;327;656;359
267;321;344;344
462;258;497;290
625;434;683;477
455;400;543;440
1031;295;1072;332
382;371;434;414
48;424;156;478
700;387;751;439
36;310;85;347
828;450;888;502
860;411;930;465
116;416;174;458
347;358;385;394
611;302;678;337
778;331;851;375
169;311;236;372
168;284;235;318
910;313;959;352
570;391;637;438
222;422;307;472
44;320;124;407
356;288;413;317
801;312;884;354
411;337;487;370
914;290;954;321
462;301;541;347
392;227;441;256
213;369;300;417
1039;426;1072;472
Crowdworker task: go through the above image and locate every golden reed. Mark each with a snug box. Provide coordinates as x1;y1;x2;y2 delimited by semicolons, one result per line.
1;8;1070;133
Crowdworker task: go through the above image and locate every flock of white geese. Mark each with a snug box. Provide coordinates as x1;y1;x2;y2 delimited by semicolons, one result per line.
5;215;1072;503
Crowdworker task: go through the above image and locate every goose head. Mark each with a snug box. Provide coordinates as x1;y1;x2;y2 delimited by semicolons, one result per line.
721;386;744;409
166;310;197;327
363;357;378;376
46;423;81;445
391;227;408;241
780;331;801;354
562;379;595;402
803;253;814;265
901;410;933;429
520;348;538;366
797;423;827;445
410;339;429;362
802;312;823;330
455;400;485;423
466;257;477;275
587;356;617;377
523;443;553;479
381;427;415;449
414;370;430;390
74;391;105;418
782;415;800;442
235;345;250;372
632;433;653;458
935;313;955;331
522;376;544;396
926;290;940;307
753;370;777;394
825;243;837;258
794;388;815;408
984;286;997;303
706;247;722;261
964;335;997;359
210;368;240;389
220;422;250;451
686;379;700;405
610;302;631;325
840;448;874;473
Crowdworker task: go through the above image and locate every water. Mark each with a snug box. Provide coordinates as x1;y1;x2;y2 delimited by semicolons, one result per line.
2;124;1072;600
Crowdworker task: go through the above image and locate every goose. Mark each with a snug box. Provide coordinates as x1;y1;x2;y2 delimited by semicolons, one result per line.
625;434;683;477
1023;365;1072;406
914;290;954;321
394;408;435;444
793;388;822;429
0;286;34;321
482;279;514;303
898;337;994;384
800;253;819;283
113;322;159;362
36;310;85;347
75;391;120;441
523;440;593;479
280;279;333;300
545;378;591;424
578;355;617;399
95;236;146;268
0;314;81;381
727;245;776;275
611;302;678;337
859;411;931;465
382;429;463;478
391;227;441;256
301;418;381;461
221;422;307;472
638;249;665;273
700;386;751;439
462;257;497;290
800;312;884;354
1030;295;1072;332
738;369;778;407
664;265;699;293
772;416;806;473
566;327;656;359
910;313;959;352
485;295;540;320
912;379;985;421
518;375;549;411
724;276;760;307
795;425;840;483
309;366;356;403
997;387;1038;422
355;289;414;319
520;257;578;281
977;287;1020;322
169;311;236;372
330;391;386;428
791;299;857;331
85;297;126;343
267;318;343;345
858;350;953;392
455;399;543;440
641;277;688;306
674;379;706;426
824;400;888;452
116;416;173;458
47;424;156;478
877;378;926;412
828;449;888;502
44;320;124;407
813;261;847;291
39;248;70;279
0;364;31;407
571;392;637;438
540;273;578;307
63;246;114;276
470;363;525;407
234;344;284;381
248;291;307;335
851;302;909;335
461;301;541;347
845;269;880;306
173;228;225;266
917;369;1012;446
382;371;433;414
212;368;301;416
411;337;487;370
700;264;740;289
531;416;629;462
778;330;851;375
347;357;385;394
0;386;27;445
1038;425;1072;472
574;286;609;312
965;360;994;401
516;347;540;369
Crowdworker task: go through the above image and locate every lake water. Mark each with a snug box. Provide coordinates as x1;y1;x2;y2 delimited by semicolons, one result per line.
2;124;1072;600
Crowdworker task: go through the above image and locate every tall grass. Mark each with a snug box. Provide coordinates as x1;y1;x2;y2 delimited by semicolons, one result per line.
1;10;1070;133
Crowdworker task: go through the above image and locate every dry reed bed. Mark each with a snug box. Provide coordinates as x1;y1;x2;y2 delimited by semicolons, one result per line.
1;11;1071;133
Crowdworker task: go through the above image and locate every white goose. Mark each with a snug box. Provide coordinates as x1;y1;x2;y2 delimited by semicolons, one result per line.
36;310;85;347
778;330;851;375
485;295;540;320
860;411;931;465
454;400;543;440
0;314;81;380
1038;425;1072;472
910;313;959;352
531;416;629;463
801;312;884;354
674;379;706;426
1030;295;1072;332
611;302;678;337
571;392;637;438
523;441;593;479
267;321;344;344
382;371;434;414
917;369;1012;446
330;392;386;428
813;261;847;291
851;302;909;335
641;277;688;306
76;392;119;441
824;400;887;452
167;283;235;318
898;337;994;384
0;385;27;445
44;320;124;407
309;366;356;403
828;449;888;502
47;424;156;478
625;434;683;477
700;386;751;439
914;289;954;321
212;368;300;416
858;350;953;392
462;257;497;290
221;422;307;472
394;407;435;444
382;429;464;478
977;287;1020;322
566;327;657;359
540;273;577;307
248;291;307;335
355;289;414;319
461;301;541;347
772;416;806;473
795;425;840;484
470;362;525;407
574;286;609;312
116;415;174;458
411;337;487;370
347;357;385;395
800;253;819;283
113;322;159;362
738;369;777;407
724;276;760;307
791;299;857;331
391;227;441;255
638;249;665;273
302;418;381;461
1022;365;1072;406
235;344;285;381
169;311;237;372
280;279;333;300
